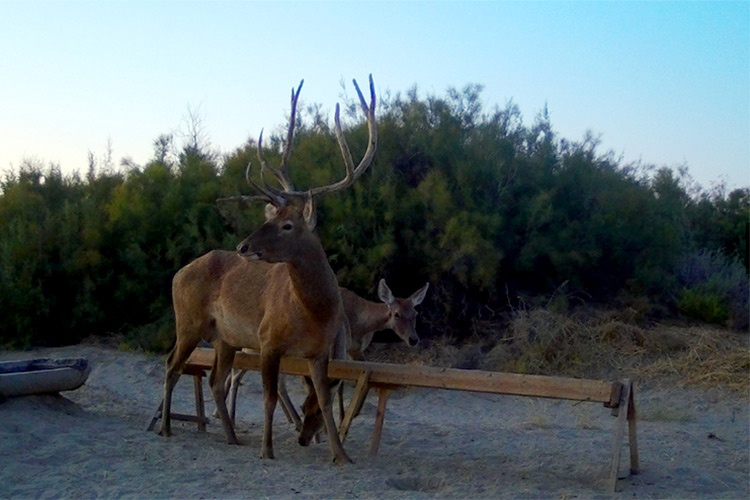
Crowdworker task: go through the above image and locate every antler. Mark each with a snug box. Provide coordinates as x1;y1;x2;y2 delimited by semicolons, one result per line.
216;81;303;207
308;74;377;197
257;80;304;192
218;75;377;207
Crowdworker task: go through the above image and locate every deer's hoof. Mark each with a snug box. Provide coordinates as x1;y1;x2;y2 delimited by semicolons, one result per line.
333;453;353;465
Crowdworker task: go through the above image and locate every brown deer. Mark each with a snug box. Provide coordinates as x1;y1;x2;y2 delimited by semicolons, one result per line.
158;75;377;465
224;279;430;429
297;279;430;445
344;279;430;361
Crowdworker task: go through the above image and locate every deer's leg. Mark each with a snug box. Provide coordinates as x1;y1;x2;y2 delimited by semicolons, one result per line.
338;381;345;423
227;368;247;424
308;357;352;465
158;336;200;437
278;375;302;429
260;349;282;459
298;377;324;446
210;341;240;445
212;367;236;420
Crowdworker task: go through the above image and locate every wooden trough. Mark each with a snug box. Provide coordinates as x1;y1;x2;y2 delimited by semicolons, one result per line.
149;347;639;493
0;358;91;398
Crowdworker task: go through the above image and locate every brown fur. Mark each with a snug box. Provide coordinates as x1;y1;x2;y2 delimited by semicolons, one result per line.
223;280;429;439
159;198;352;464
161;75;376;466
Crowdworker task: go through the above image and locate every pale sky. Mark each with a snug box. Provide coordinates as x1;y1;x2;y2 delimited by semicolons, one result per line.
2;1;748;191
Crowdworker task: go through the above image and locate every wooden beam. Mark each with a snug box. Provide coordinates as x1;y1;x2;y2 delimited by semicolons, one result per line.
370;387;391;457
608;379;632;492
338;370;372;442
186;348;614;404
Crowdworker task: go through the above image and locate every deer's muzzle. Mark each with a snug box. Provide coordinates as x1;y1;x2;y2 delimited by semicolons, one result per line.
236;242;261;261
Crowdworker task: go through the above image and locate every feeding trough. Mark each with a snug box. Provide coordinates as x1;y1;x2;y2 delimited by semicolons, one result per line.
0;358;91;398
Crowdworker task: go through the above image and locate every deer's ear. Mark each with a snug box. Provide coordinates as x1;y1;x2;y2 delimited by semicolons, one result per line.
410;282;430;306
264;203;280;221
302;193;317;230
378;279;395;306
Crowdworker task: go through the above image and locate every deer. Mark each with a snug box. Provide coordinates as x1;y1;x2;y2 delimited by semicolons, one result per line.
343;279;430;361
157;75;377;465
223;279;430;433
297;279;430;445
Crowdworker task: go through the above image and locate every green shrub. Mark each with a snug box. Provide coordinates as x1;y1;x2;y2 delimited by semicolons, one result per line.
676;249;748;330
677;287;730;325
1;85;747;350
119;312;175;353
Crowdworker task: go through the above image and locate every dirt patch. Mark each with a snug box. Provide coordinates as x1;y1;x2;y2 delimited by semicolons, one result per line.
0;342;747;498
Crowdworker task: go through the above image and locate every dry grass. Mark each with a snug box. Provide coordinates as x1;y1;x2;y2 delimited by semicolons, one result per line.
368;308;750;395
637;401;695;422
636;326;750;393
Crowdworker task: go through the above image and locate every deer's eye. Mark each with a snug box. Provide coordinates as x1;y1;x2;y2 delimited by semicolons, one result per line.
281;222;293;231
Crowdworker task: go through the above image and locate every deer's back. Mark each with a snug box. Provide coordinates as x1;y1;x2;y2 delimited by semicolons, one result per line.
172;250;274;349
172;249;342;357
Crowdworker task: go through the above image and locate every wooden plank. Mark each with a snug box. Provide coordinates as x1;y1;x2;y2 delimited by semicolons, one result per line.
146;403;162;432
186;348;614;403
339;370;372;442
607;381;623;410
192;373;207;432
608;379;632;493
170;412;210;425
369;387;392;457
628;384;640;475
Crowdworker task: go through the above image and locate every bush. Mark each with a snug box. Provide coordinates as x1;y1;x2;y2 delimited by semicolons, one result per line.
677;288;730;325
119;313;175;353
1;84;747;350
676;249;749;330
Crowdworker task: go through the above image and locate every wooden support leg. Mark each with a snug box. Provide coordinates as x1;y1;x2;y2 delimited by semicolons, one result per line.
192;372;207;432
369;386;392;457
608;379;633;493
147;368;210;433
146;400;163;431
278;376;302;430
628;383;640;475
338;370;372;442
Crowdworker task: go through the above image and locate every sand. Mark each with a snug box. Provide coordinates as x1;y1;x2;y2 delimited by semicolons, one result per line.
0;343;748;499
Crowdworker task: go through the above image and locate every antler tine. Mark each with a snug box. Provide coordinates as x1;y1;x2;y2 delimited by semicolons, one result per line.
216;193;272;204
220;76;375;206
354;73;376;120
245;161;288;206
257;80;304;193
257;129;291;192
215;160;289;206
279;80;304;182
308;74;378;198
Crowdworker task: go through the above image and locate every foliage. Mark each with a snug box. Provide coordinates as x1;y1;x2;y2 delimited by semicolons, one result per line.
1;83;747;350
676;249;749;329
677;288;729;325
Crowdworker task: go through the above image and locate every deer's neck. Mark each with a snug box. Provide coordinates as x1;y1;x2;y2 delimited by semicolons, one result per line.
286;244;341;321
343;291;390;338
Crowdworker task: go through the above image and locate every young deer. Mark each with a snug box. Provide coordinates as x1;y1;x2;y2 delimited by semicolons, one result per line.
297;279;430;445
344;279;430;361
158;76;377;465
224;279;430;432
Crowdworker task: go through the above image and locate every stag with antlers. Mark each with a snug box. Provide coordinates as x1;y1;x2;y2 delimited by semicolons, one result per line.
158;75;377;465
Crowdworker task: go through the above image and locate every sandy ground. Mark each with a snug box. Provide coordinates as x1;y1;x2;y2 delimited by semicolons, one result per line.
0;343;748;499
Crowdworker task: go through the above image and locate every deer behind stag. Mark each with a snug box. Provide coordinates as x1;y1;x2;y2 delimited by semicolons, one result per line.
223;278;430;433
158;76;377;465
